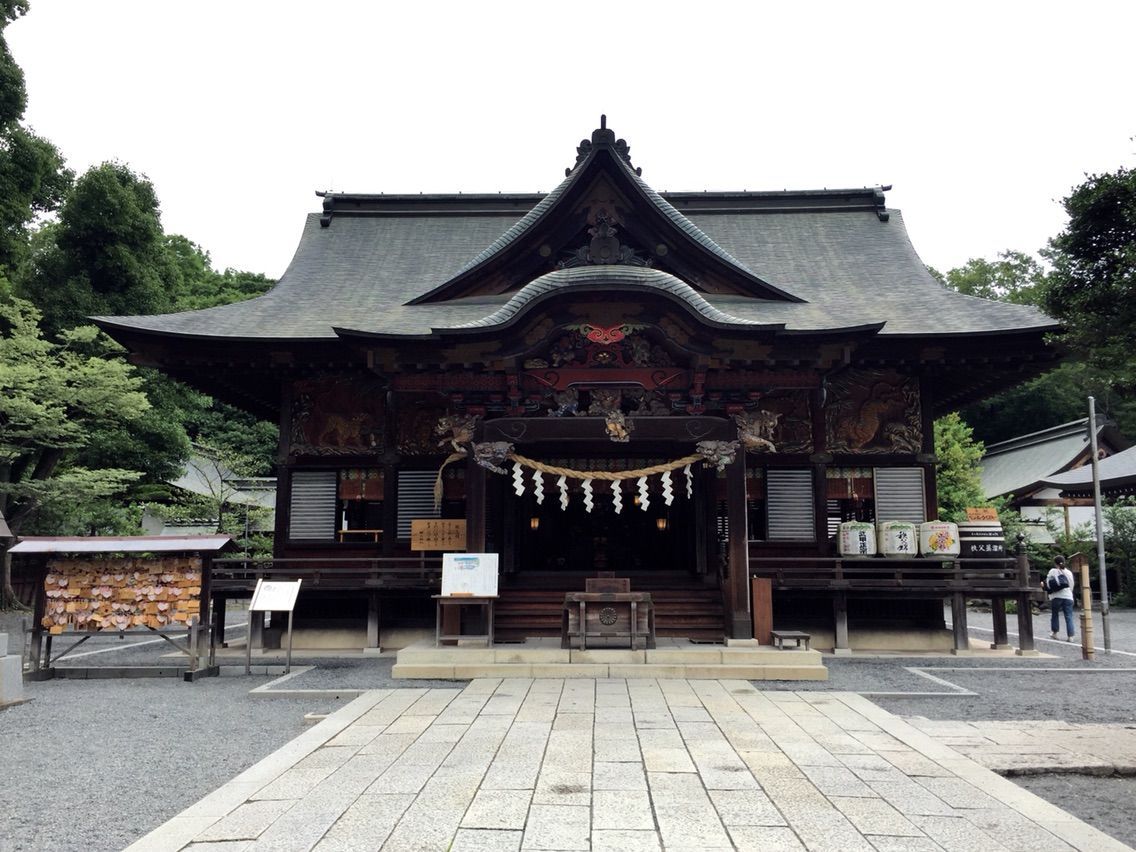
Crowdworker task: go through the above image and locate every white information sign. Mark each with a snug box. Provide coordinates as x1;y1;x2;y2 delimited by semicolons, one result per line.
250;579;303;612
441;553;499;597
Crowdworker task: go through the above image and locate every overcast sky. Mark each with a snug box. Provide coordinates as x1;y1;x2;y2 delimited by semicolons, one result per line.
9;1;1135;280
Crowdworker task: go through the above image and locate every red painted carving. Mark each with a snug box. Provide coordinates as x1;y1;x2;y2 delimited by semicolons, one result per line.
583;324;628;345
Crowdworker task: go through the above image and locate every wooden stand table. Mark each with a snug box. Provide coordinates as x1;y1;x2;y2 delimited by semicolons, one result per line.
434;595;496;647
561;592;655;650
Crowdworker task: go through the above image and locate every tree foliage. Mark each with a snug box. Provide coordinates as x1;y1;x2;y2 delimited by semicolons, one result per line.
0;284;148;535
1042;166;1136;386
0;2;72;274
19;162;176;334
932;250;1047;305
933;412;989;522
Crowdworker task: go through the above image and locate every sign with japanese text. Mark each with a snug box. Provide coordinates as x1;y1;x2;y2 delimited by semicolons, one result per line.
410;519;467;552
441;553;498;597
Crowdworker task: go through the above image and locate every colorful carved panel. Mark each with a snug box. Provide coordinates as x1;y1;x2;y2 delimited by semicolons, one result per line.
522;324;674;370
291;375;385;456
825;369;921;454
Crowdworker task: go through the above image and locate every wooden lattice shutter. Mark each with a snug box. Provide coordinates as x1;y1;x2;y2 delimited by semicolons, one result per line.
767;469;815;541
397;471;441;539
873;468;926;524
288;470;337;540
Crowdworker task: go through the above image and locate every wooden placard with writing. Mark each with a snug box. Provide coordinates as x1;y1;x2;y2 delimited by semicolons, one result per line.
411;519;467;552
965;507;999;521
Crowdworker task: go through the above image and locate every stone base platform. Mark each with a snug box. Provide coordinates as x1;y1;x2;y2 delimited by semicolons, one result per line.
392;637;827;681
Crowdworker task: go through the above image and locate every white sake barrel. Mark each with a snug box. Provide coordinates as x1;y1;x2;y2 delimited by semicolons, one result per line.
837;521;877;556
877;521;918;558
919;521;960;557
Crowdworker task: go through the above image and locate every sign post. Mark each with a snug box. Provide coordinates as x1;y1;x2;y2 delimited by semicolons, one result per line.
245;579;303;675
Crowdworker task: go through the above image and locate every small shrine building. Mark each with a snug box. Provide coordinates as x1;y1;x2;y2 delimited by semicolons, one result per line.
97;119;1059;648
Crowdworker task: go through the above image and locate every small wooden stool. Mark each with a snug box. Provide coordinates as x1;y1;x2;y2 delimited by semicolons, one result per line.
771;630;811;650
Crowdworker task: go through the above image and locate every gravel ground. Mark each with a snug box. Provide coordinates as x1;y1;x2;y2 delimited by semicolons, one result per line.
0;676;334;852
3;609;1134;851
1015;775;1136;849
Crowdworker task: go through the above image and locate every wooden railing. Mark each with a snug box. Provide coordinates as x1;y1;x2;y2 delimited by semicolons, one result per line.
749;556;1032;595
209;556;443;592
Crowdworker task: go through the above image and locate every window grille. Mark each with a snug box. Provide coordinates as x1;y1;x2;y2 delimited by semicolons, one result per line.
397;470;441;539
767;469;815;541
288;470;337;540
873;468;926;524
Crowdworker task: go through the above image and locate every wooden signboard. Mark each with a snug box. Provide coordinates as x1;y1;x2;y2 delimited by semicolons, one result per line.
441;553;498;597
965;507;999;521
411;519;467;552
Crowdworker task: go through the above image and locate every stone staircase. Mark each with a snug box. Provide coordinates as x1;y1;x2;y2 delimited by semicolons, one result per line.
494;575;726;643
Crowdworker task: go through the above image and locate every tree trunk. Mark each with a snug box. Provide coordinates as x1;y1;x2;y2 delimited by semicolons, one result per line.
1;545;29;612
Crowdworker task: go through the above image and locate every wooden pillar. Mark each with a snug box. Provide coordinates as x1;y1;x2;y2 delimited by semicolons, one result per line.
274;380;293;553
990;598;1010;650
726;451;752;639
466;459;487;553
1015;540;1037;655
950;592;969;653
752;577;773;645
366;591;381;649
833;592;850;654
213;595;228;647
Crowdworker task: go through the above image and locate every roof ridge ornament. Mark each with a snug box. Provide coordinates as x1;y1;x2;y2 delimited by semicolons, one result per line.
568;114;642;176
557;212;652;269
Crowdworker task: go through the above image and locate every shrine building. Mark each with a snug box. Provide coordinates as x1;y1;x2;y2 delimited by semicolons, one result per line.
97;119;1060;652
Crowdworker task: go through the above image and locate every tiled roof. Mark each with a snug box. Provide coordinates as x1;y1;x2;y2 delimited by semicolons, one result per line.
450;267;777;331
94;125;1059;344
1041;444;1136;495
980;420;1093;499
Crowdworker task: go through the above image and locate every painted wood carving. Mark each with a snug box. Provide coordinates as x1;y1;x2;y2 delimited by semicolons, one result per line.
291;376;385;455
825;369;921;454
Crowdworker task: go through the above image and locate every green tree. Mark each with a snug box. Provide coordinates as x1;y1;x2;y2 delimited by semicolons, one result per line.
0;283;149;605
934;250;1047;304
0;1;72;274
1042;166;1136;386
1104;497;1136;605
933;412;989;522
166;234;272;310
18;162;177;334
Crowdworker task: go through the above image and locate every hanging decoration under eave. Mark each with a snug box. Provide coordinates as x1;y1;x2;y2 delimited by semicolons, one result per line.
433;434;740;512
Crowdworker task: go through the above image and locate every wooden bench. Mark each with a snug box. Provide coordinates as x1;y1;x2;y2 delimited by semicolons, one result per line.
771;629;811;650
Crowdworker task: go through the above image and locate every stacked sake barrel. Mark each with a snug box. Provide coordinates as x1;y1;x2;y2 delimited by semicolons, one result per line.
837;520;967;557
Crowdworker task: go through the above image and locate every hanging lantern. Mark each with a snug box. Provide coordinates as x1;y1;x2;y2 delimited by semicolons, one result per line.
530;516;540;531
656;517;668;531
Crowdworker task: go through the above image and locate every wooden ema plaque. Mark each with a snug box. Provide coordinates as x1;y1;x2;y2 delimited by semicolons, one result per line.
410;519;467;552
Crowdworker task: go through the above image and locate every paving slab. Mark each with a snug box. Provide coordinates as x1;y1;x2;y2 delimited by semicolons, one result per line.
125;680;1134;852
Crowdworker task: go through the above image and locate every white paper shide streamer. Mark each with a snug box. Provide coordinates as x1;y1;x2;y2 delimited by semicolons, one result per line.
637;475;650;512
558;475;569;510
661;470;674;506
684;464;693;498
611;479;623;514
582;479;594;513
532;469;544;504
512;460;525;497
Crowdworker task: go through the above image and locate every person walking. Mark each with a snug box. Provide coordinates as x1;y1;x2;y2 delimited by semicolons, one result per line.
1043;555;1076;641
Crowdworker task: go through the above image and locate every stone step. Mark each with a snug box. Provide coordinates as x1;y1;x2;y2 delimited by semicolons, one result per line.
392;640;827;681
391;661;828;681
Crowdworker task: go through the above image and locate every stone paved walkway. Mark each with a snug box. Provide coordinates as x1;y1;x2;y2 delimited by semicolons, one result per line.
909;718;1136;777
126;679;1131;852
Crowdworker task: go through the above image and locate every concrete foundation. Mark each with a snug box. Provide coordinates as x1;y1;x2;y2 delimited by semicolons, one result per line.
0;633;26;707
